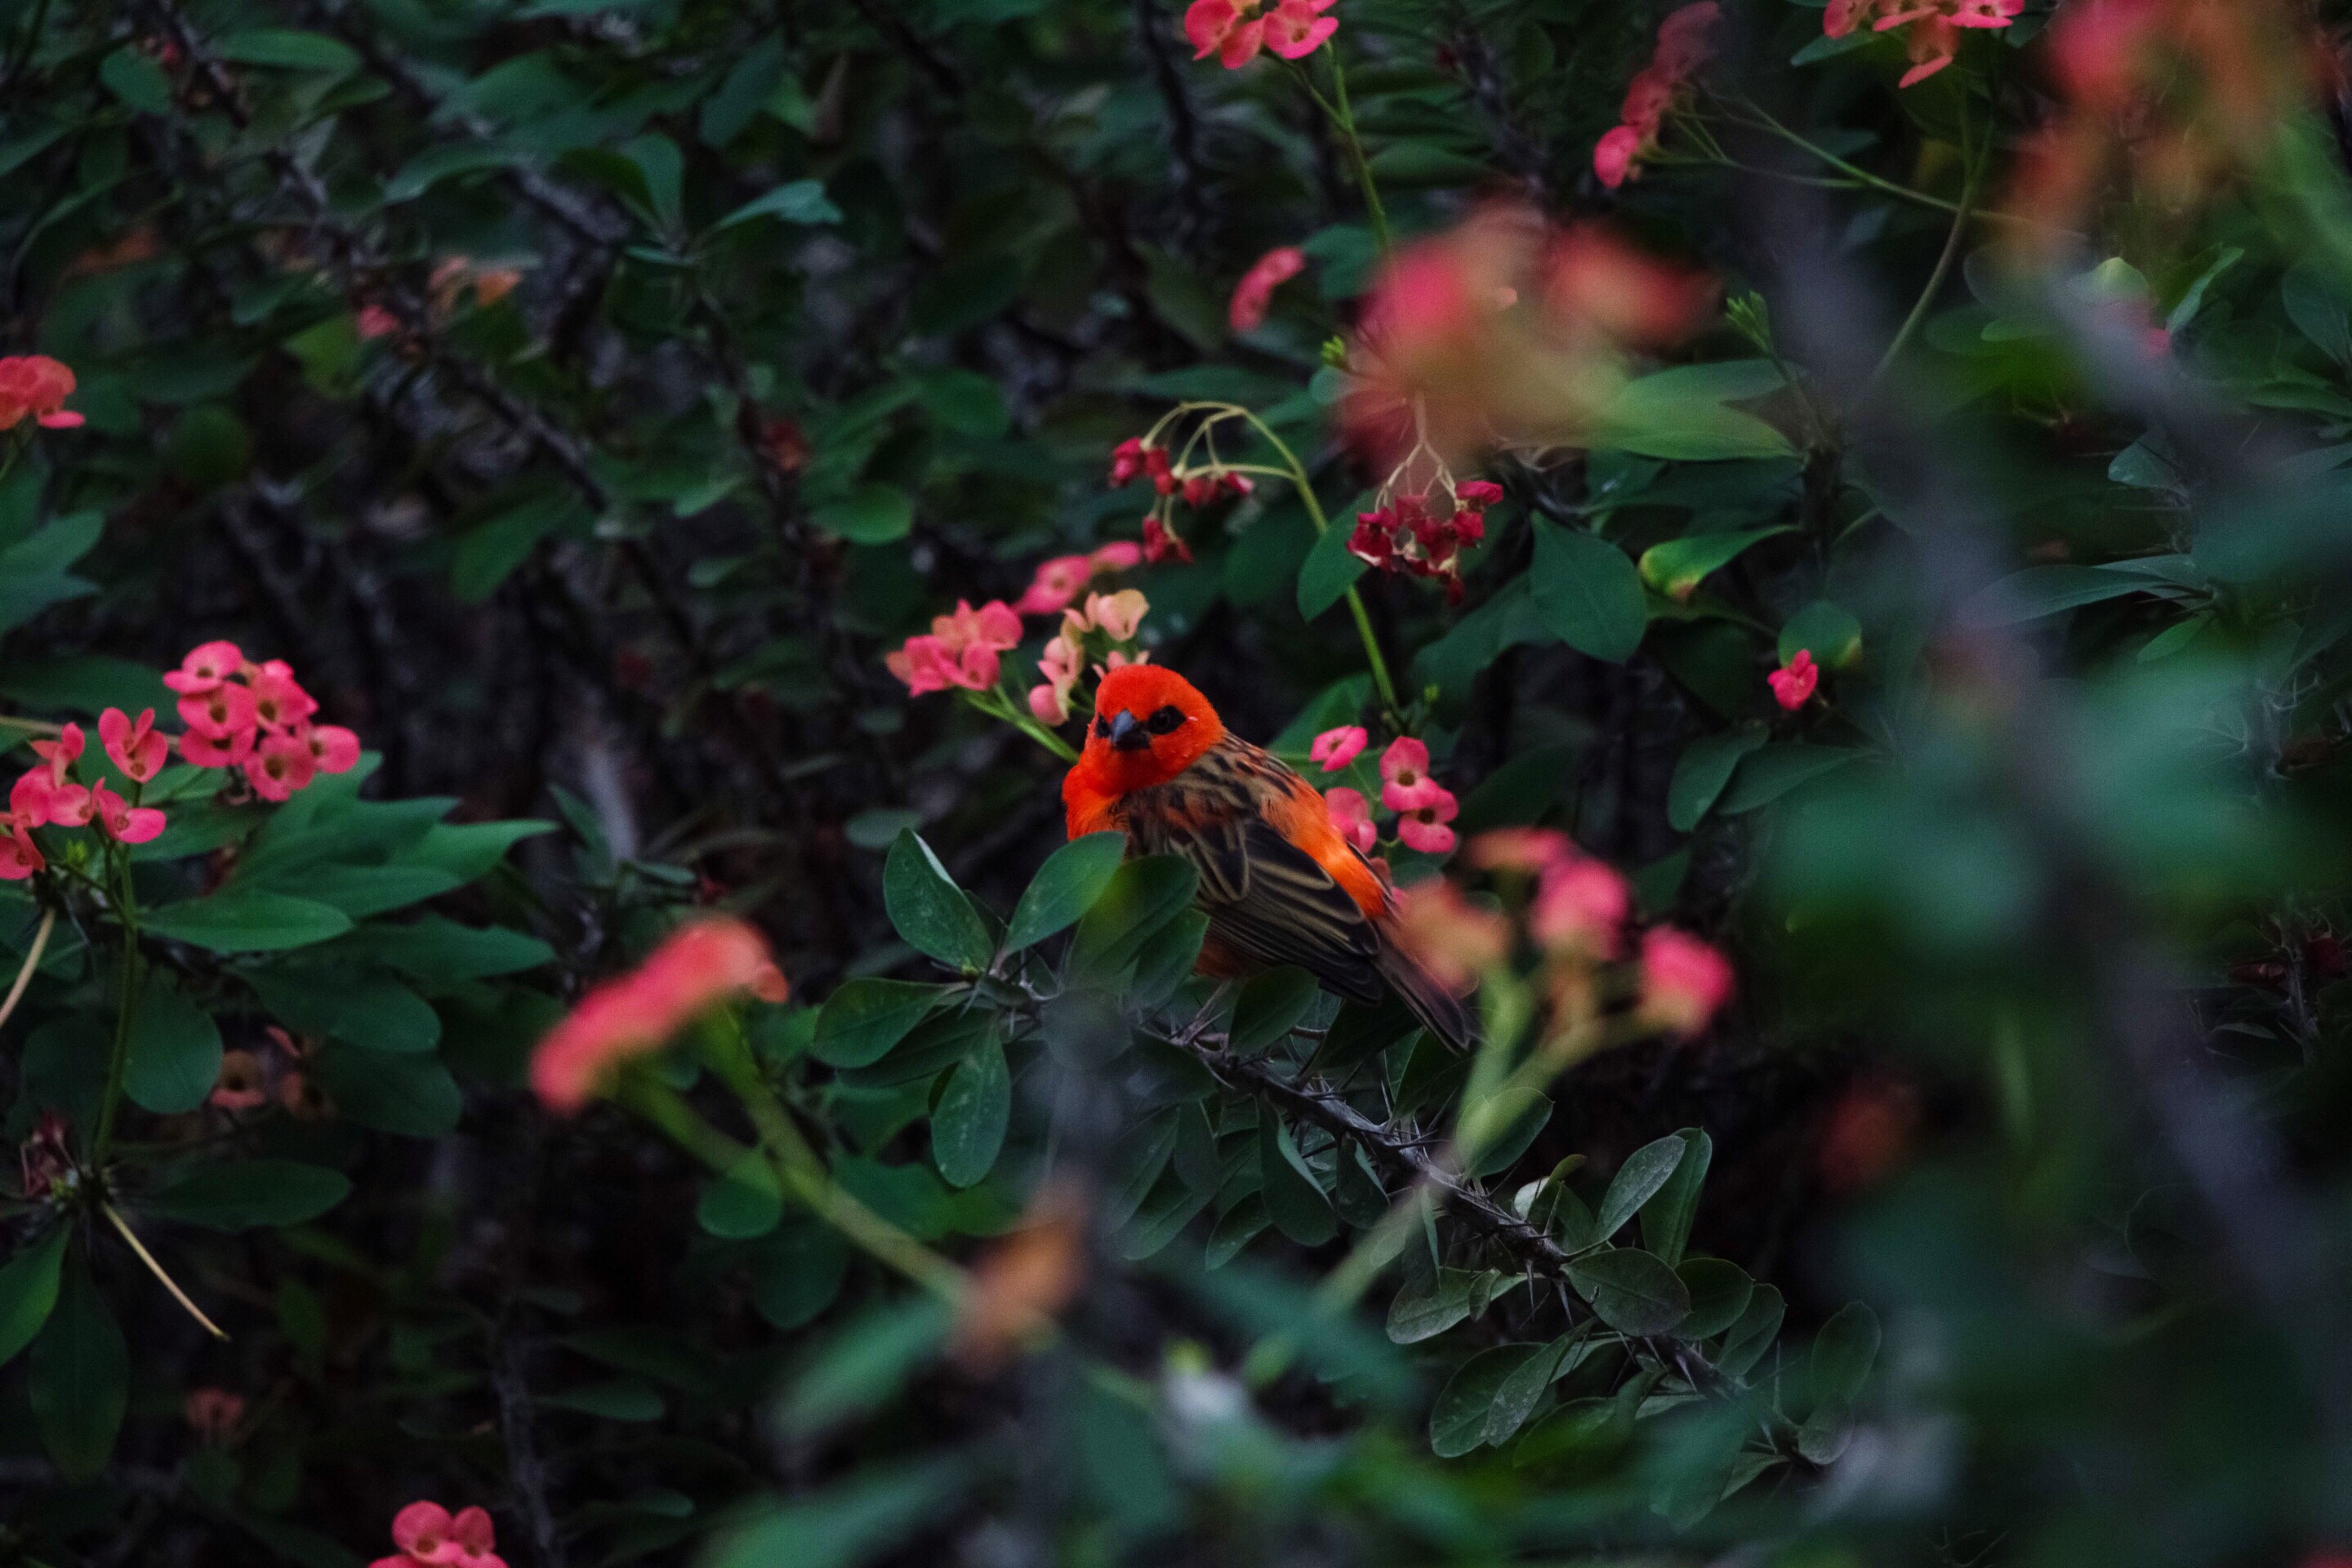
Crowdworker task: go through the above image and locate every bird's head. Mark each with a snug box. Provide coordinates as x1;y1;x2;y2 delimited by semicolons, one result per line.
1071;664;1226;793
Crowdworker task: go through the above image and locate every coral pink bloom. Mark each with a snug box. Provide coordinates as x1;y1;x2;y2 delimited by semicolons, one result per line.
1653;1;1721;74
1184;0;1265;66
1017;555;1093;617
244;733;318;802
532;919;784;1114
1262;0;1336;61
375;1500;509;1568
301;724;362;773
1467;826;1572;872
99;707;167;782
1396;786;1459;855
1089;541;1143;572
91;780;165;844
355;305;402;341
1391;878;1511;992
1230;246;1307;333
887;634;996;695
1080;590;1148;644
11;768;82;828
1824;0;1874;36
1619;66;1676;140
29;723;81;788
1546;224;1717;347
1638;925;1734;1036
0;828;43;880
1028;682;1070;724
180;723;256;768
1379;736;1439;813
1898;16;1959;86
936;599;1024;655
1769;648;1820;710
1947;0;2021;26
210;1050;269;1111
1324;786;1378;853
1310;725;1368;773
163;640;243;695
247;666;318;733
1530;856;1630;959
178;682;257;740
1593;124;1643;189
0;356;82;430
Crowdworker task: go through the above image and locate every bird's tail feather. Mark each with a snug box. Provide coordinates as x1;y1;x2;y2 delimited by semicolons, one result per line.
1379;943;1477;1054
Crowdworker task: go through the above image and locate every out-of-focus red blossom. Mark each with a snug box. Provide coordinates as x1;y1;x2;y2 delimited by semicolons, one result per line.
371;1501;507;1568
1325;786;1378;853
1309;725;1368;773
758;415;811;472
1141;514;1192;564
1467;826;1572;873
0;355;82;430
951;1182;1088;1370
1348;482;1497;603
20;1111;70;1200
1591;3;1718;187
1392;877;1512;993
1637;925;1735;1036
531;919;787;1114
0;828;42;880
1769;649;1820;710
355;305;403;341
885;599;1023;695
1817;1073;1922;1194
1530;856;1630;960
211;1049;270;1111
185;1388;247;1445
1544;227;1717;349
1231;244;1308;332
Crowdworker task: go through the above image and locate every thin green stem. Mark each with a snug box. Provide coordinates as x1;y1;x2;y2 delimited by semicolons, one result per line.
1323;53;1390;255
970;688;1079;763
1874;126;1986;382
1716;99;1989;220
92;848;139;1160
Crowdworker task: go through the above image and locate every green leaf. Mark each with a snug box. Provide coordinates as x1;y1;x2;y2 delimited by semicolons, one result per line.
815;484;914;545
1779;599;1864;670
1811;1300;1882;1407
1297;514;1370;621
753;1225;849;1331
1638;1129;1712;1267
1131;909;1209;1007
248;968;441;1054
813;978;941;1068
1386;1266;1484;1344
931;1036;1009;1188
0;1228;67;1370
145;889;352;953
1638;526;1792;602
1595;1134;1688;1241
1227;966;1320;1056
1566;1247;1691;1337
145;1160;352;1230
1530;523;1647;664
100;47;174;114
914;370;1007;438
1486;1333;1577;1446
1718;1284;1786;1380
386;141;519;202
2284;260;2352;365
714;178;842;233
1003;832;1128;952
697;1156;783;1240
1258;1120;1337;1245
883;831;993;973
31;1261;127;1481
338;917;554;981
780;1298;953;1435
546;1379;665;1421
124;971;224;1115
1067;855;1198;979
1674;1257;1754;1339
1717;744;1863;814
312;1045;462;1138
710;1458;970;1568
1119;1171;1214;1260
1205;1194;1270;1267
214;29;362;72
1668;727;1768;832
1960;566;2158;626
1592;361;1795;461
1430;1343;1545;1457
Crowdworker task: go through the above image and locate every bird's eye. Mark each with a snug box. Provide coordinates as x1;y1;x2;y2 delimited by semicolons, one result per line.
1093;716;1111;738
1146;706;1185;735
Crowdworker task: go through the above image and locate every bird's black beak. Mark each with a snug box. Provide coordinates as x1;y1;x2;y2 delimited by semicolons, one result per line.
1108;710;1149;751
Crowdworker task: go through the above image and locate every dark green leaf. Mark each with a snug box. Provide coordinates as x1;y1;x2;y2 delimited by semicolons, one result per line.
1811;1300;1882;1407
697;1156;783;1239
214;29;362;72
1780;599;1864;670
1258;1120;1337;1245
1566;1247;1691;1336
0;1228;67;1370
753;1225;850;1331
146;1160;352;1230
931;1036;1009;1188
1668;727;1768;832
145;889;352;953
1430;1343;1545;1457
1638;1129;1712;1266
813;979;942;1068
312;1045;463;1138
1003;832;1129;952
1717;744;1863;814
713;178;842;232
1592;361;1794;461
100;47;173;113
883;830;993;973
1531;522;1647;664
1486;1333;1577;1446
1227;966;1320;1056
1067;854;1198;980
1596;1134;1688;1242
31;1261;127;1481
124;971;223;1115
1386;1266;1484;1345
1297;515;1370;621
815;485;914;545
1674;1258;1754;1339
779;1298;953;1435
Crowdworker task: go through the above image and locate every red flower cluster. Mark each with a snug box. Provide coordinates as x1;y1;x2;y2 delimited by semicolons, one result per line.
1318;735;1463;856
1109;438;1253;564
1594;2;1720;189
884;600;1024;694
531;918;788;1114
369;1502;507;1568
0;719;165;878
165;641;360;802
1824;0;2021;88
0;355;82;431
1347;480;1501;604
1183;0;1335;69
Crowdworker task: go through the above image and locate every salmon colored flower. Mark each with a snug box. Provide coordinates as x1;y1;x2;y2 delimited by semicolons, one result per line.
0;356;82;430
244;733;318;802
12;766;87;829
1530;856;1629;959
886;599;1023;695
1184;0;1267;67
1017;555;1094;617
1325;786;1377;853
1230;246;1307;333
1391;878;1511;992
1593;125;1643;189
0;828;42;880
1309;725;1368;773
210;1050;269;1111
29;723;81;789
1592;3;1718;185
1261;0;1336;60
373;1501;507;1568
1379;737;1439;812
91;780;164;844
1077;590;1148;644
99;707;167;782
1637;925;1734;1036
298;724;361;774
355;305;402;341
163;640;243;695
247;666;318;733
1396;786;1459;854
1090;541;1143;572
531;918;786;1114
1467;826;1573;872
1769;648;1820;710
177;683;259;764
1029;634;1085;724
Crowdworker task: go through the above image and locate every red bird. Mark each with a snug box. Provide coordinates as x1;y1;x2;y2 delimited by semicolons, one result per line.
1062;665;1472;1052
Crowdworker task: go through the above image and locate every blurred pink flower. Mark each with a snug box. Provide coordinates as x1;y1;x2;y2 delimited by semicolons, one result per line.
531;919;786;1114
1530;857;1629;959
1184;0;1267;66
1467;826;1573;873
1016;555;1093;617
1230;245;1307;332
1262;0;1337;61
373;1501;506;1568
1637;925;1734;1036
1325;786;1377;853
1309;725;1368;772
91;780;164;844
1769;649;1820;710
163;640;243;695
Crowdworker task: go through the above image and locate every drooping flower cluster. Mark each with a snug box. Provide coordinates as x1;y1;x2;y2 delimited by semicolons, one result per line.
1107;432;1256;564
884;601;1024;695
1314;732;1462;856
531;918;788;1114
1030;591;1152;724
1014;542;1143;617
165;641;360;802
1769;648;1820;710
1229;246;1307;333
0;355;82;430
1348;480;1501;605
1183;0;1335;69
1824;0;2022;89
1593;2;1721;189
368;1503;508;1568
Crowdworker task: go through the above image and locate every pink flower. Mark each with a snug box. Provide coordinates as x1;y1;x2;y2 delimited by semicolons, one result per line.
1897;16;1960;87
1769;648;1819;710
99;707;167;782
1184;0;1266;67
1467;826;1573;873
1530;857;1629;959
887;634;994;694
243;733;318;802
1017;555;1094;616
1379;737;1439;813
180;724;256;768
1089;541;1143;572
91;780;165;844
937;599;1023;653
209;1050;269;1111
1309;725;1368;773
1325;786;1378;853
178;683;257;742
1619;66;1676;140
1544;224;1717;348
29;723;81;788
163;640;243;695
1027;683;1069;724
1029;634;1085;724
185;1388;246;1446
372;1501;507;1568
1947;0;2021;25
1391;879;1511;992
355;305;402;341
1140;514;1190;564
1262;0;1337;61
1230;246;1307;333
0;356;82;430
1593;124;1643;189
531;919;785;1114
299;724;362;773
1078;590;1148;644
0;828;42;880
1396;786;1459;855
12;768;86;829
247;666;318;733
1653;1;1721;74
1824;0;1873;36
1637;925;1734;1036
